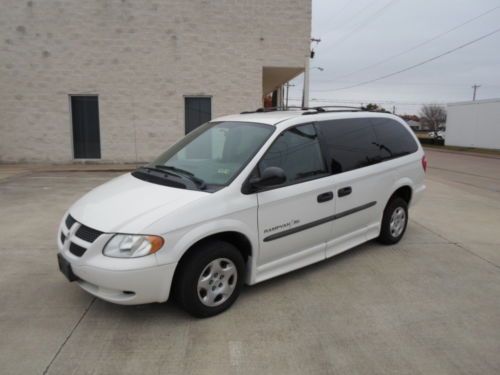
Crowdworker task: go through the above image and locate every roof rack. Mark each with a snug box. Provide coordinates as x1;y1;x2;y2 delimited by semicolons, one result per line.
240;106;303;114
240;105;391;115
301;105;363;115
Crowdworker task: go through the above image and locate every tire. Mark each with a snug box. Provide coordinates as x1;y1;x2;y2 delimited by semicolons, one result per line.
378;197;408;245
175;240;245;318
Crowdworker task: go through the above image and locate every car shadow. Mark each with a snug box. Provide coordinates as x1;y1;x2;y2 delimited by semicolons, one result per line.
90;239;385;321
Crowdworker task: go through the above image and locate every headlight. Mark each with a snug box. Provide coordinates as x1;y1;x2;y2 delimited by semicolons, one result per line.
103;234;164;258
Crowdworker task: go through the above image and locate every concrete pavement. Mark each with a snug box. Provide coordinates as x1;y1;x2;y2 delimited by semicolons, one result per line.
0;150;499;374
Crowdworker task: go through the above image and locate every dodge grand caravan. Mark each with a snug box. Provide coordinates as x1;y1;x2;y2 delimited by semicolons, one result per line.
57;108;426;317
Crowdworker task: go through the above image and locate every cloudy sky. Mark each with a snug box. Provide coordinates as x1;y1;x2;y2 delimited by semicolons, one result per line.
288;0;500;114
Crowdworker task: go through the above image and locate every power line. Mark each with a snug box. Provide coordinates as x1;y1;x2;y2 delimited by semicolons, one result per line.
313;26;500;92
324;0;362;28
325;0;401;48
310;81;500;88
321;4;500;82
319;0;380;40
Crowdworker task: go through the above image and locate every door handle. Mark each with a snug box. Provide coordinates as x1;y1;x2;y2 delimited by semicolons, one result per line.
337;186;352;197
317;191;334;203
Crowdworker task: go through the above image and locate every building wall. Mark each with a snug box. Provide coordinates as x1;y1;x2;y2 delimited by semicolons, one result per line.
0;0;311;162
445;99;500;150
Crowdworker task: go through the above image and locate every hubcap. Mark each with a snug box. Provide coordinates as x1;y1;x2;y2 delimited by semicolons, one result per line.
197;258;237;307
389;207;406;238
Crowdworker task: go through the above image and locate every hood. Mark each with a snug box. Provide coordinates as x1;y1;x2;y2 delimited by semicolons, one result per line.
70;173;208;233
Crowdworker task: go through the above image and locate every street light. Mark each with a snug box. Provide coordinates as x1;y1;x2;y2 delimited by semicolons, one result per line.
311;67;325;71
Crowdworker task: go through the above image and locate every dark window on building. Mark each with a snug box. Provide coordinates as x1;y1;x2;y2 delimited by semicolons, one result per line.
185;97;211;134
71;95;101;159
370;118;419;160
184;97;212;158
259;124;327;184
317;118;380;174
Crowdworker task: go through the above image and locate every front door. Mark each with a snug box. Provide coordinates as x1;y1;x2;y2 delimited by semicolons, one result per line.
255;124;334;281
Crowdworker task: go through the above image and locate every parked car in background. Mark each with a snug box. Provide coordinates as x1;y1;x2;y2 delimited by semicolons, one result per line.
428;130;446;141
57;108;426;317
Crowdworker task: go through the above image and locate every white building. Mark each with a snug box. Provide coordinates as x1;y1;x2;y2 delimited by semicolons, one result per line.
0;0;311;163
445;99;500;150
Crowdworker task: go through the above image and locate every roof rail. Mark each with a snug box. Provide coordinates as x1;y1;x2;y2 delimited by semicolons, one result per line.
240;105;392;115
302;105;363;115
240;106;303;114
302;105;393;115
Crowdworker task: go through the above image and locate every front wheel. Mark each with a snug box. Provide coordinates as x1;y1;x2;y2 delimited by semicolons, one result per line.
175;240;245;318
378;197;408;245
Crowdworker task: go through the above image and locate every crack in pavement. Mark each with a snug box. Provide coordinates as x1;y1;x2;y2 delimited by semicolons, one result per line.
42;297;96;375
412;220;500;270
429;166;500;182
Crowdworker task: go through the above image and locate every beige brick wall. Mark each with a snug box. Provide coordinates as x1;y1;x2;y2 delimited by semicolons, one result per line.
0;0;311;162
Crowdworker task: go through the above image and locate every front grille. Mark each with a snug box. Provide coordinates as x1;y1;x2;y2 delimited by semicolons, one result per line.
65;214;76;229
69;242;86;257
61;214;104;257
75;225;103;243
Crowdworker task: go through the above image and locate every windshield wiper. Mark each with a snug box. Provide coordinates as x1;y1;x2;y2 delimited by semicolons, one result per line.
155;165;194;176
155;165;207;190
139;166;181;178
134;166;187;189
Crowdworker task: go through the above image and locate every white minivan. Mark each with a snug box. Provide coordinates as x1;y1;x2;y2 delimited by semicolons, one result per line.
57;108;426;317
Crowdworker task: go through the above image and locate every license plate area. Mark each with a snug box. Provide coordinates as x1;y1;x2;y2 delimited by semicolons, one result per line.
57;253;78;282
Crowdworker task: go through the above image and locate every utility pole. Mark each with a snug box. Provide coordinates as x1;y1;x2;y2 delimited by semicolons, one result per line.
392;105;396;114
285;82;295;109
472;84;481;101
302;37;321;109
302;53;310;109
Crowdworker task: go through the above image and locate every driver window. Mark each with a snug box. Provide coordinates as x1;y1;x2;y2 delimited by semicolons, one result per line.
258;124;327;184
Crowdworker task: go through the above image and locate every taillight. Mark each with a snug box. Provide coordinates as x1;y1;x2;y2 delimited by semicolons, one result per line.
421;155;427;172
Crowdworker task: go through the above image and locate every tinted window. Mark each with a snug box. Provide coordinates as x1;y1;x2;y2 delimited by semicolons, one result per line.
259;124;327;184
318;119;380;174
371;118;418;160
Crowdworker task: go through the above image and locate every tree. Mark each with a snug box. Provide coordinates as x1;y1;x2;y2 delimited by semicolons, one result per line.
399;114;420;122
419;104;447;133
364;103;387;112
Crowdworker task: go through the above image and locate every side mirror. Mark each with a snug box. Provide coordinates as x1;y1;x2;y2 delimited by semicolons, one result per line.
250;167;286;190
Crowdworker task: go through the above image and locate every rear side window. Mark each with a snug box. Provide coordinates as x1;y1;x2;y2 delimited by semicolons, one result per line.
259;124;327;184
317;118;380;174
371;118;418;160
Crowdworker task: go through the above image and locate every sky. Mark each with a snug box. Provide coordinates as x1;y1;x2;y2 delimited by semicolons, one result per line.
287;0;500;115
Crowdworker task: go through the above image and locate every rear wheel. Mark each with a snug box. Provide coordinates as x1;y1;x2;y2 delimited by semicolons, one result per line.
378;197;408;244
175;240;245;318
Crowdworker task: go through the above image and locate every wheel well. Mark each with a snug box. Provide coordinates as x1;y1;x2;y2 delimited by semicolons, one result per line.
390;186;412;204
172;231;252;289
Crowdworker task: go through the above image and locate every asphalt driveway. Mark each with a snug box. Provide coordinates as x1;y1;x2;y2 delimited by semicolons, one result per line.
0;149;499;375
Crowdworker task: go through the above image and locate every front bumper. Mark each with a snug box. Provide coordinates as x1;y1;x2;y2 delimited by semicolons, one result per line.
58;252;177;305
57;213;178;305
75;260;177;305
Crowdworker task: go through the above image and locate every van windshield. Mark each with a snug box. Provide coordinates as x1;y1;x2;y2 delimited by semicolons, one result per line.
150;121;274;188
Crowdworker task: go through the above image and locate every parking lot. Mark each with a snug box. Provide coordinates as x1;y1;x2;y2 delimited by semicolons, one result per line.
0;148;499;375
